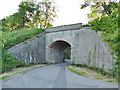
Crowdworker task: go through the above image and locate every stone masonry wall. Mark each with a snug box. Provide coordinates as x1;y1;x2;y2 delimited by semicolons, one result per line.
7;32;46;64
46;27;114;70
7;23;114;70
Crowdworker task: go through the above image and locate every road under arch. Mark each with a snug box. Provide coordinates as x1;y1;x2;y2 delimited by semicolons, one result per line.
47;40;71;63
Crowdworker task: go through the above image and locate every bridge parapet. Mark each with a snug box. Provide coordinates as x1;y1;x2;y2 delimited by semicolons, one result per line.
45;23;82;33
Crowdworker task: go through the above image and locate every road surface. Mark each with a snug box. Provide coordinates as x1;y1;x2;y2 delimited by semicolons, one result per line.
1;61;118;88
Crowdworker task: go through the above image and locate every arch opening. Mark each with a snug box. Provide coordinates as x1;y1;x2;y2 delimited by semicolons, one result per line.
49;40;71;50
47;40;71;63
64;46;71;61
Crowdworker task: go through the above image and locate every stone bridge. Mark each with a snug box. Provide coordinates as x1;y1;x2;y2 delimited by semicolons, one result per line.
7;23;114;70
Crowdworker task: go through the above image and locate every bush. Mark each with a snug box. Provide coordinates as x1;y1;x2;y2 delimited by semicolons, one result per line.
1;50;25;74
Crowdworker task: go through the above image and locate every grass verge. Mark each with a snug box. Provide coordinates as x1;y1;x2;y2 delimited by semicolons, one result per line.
0;64;47;80
68;65;118;83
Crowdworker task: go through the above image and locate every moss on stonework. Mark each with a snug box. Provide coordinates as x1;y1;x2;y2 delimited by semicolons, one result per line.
93;46;96;67
88;50;91;65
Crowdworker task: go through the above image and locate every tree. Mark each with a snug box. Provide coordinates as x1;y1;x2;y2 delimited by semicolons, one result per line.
33;0;57;28
81;0;118;20
18;2;32;27
1;18;8;31
0;0;57;31
33;2;44;28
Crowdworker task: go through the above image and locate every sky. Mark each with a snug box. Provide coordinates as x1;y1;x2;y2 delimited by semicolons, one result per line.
0;0;91;26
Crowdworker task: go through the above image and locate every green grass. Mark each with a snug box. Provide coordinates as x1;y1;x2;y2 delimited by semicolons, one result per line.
0;75;10;80
68;65;118;83
106;80;115;82
3;28;44;49
68;66;87;76
93;74;104;80
1;28;45;74
0;65;46;80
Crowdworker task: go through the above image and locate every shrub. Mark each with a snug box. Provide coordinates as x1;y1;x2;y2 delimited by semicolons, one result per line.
1;50;25;74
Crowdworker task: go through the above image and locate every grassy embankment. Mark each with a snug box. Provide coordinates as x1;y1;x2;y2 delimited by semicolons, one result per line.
1;28;45;75
68;64;118;83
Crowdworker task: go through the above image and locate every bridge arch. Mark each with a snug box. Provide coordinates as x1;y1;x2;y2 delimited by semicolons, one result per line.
45;23;113;70
7;23;114;70
48;40;71;49
46;40;71;63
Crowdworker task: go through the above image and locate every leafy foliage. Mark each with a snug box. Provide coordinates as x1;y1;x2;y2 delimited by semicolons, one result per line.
64;47;71;60
1;50;25;74
81;1;118;20
90;8;119;60
0;31;6;49
1;0;57;31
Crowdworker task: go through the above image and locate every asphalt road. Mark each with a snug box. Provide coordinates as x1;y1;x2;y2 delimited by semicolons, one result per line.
1;61;118;88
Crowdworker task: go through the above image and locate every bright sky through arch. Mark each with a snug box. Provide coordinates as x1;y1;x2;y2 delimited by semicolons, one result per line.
0;0;91;26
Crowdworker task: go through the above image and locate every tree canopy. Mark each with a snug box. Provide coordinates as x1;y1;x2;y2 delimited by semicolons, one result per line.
1;0;57;31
